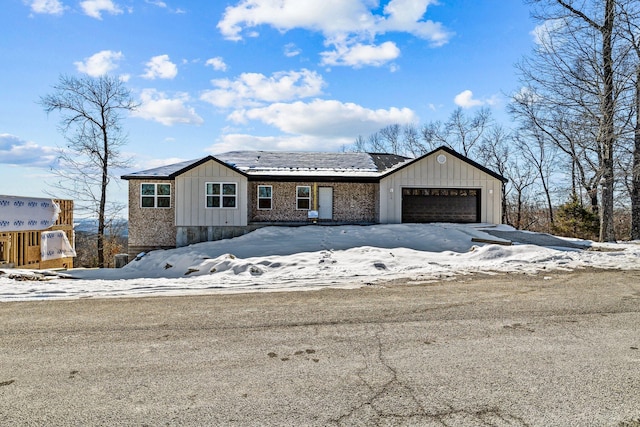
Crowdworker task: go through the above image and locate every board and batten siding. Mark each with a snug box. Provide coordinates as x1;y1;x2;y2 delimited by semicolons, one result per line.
379;149;503;224
174;160;248;227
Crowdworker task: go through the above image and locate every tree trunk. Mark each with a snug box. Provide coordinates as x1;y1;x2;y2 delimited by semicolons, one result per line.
544;180;554;226
98;124;109;268
516;192;523;230
631;67;640;240
599;0;616;242
588;187;599;215
501;182;509;225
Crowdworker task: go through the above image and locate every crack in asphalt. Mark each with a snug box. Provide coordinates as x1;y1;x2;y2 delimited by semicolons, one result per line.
331;326;532;426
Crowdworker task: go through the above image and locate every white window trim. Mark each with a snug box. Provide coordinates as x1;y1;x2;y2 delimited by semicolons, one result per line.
296;185;311;211
205;182;238;209
140;183;171;208
257;185;273;210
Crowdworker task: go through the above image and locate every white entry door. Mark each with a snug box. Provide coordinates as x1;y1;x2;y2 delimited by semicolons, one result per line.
318;187;333;220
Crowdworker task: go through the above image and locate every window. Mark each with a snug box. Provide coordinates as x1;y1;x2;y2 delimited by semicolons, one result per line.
206;182;237;208
141;183;171;208
258;185;272;210
296;186;311;210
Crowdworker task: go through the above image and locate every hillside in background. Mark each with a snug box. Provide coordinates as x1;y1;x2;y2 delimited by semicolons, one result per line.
74;218;128;238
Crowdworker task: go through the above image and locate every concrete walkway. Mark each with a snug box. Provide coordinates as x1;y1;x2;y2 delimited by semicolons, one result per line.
482;229;591;249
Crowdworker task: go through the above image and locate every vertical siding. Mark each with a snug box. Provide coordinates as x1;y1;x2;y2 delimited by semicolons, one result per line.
380;149;503;224
175;160;248;227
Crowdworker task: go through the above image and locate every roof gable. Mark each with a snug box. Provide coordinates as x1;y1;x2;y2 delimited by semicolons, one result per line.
121;156;247;180
380;146;508;183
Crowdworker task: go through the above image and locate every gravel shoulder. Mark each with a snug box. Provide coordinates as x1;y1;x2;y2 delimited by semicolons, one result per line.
1;268;639;426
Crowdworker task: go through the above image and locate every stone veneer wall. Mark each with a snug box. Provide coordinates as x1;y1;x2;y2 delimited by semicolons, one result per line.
127;179;177;259
249;181;379;223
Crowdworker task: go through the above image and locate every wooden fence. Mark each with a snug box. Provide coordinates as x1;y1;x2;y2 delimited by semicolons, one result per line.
0;199;74;269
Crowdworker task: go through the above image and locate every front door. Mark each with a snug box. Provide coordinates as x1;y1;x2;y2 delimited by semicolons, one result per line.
318;187;333;220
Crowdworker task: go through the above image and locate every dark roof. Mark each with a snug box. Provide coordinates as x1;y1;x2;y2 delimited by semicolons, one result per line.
121;156;246;180
122;151;411;180
121;147;506;183
217;151;410;173
368;153;413;172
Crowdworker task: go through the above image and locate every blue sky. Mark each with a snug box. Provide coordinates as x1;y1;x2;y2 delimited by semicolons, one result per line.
1;0;537;206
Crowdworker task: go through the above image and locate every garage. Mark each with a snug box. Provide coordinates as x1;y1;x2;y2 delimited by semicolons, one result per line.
379;146;506;224
401;188;480;223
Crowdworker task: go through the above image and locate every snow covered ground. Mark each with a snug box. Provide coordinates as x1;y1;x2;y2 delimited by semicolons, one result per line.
1;223;639;301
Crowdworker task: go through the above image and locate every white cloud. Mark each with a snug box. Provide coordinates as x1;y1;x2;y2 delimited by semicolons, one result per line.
378;0;450;47
454;90;499;109
142;55;178;80
228;98;418;139
145;0;167;8
80;0;123;19
531;18;565;46
0;134;57;167
132;89;204;126
200;69;325;108
74;50;123;77
137;157;189;170
26;0;64;15
512;86;541;105
144;0;186;14
321;41;400;68
284;43;301;57
207;134;326;153
205;57;228;72
217;0;452;68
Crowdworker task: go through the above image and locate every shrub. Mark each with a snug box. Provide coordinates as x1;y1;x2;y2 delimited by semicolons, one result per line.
552;194;600;240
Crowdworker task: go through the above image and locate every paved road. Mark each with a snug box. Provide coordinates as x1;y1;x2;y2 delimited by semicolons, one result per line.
1;269;639;426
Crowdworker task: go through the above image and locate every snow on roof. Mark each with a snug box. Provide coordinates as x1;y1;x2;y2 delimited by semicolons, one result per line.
121;158;206;179
216;151;410;174
121;151;412;180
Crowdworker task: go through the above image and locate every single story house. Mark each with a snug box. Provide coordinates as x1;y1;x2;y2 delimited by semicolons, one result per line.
121;146;507;259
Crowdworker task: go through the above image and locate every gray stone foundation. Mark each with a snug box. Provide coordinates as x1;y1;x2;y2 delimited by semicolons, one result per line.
176;225;264;247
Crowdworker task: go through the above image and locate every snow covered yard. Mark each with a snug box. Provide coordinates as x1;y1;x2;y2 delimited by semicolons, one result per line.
1;223;638;301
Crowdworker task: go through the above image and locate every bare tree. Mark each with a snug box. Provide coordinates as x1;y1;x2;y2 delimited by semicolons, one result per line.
514;129;558;228
420;120;448;152
352;135;368;152
402;124;427;157
379;124;401;154
351;124;427;156
477;125;512;224
516;0;625;241
618;1;640;239
445;107;493;157
506;160;537;230
509;88;604;215
41;74;137;268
